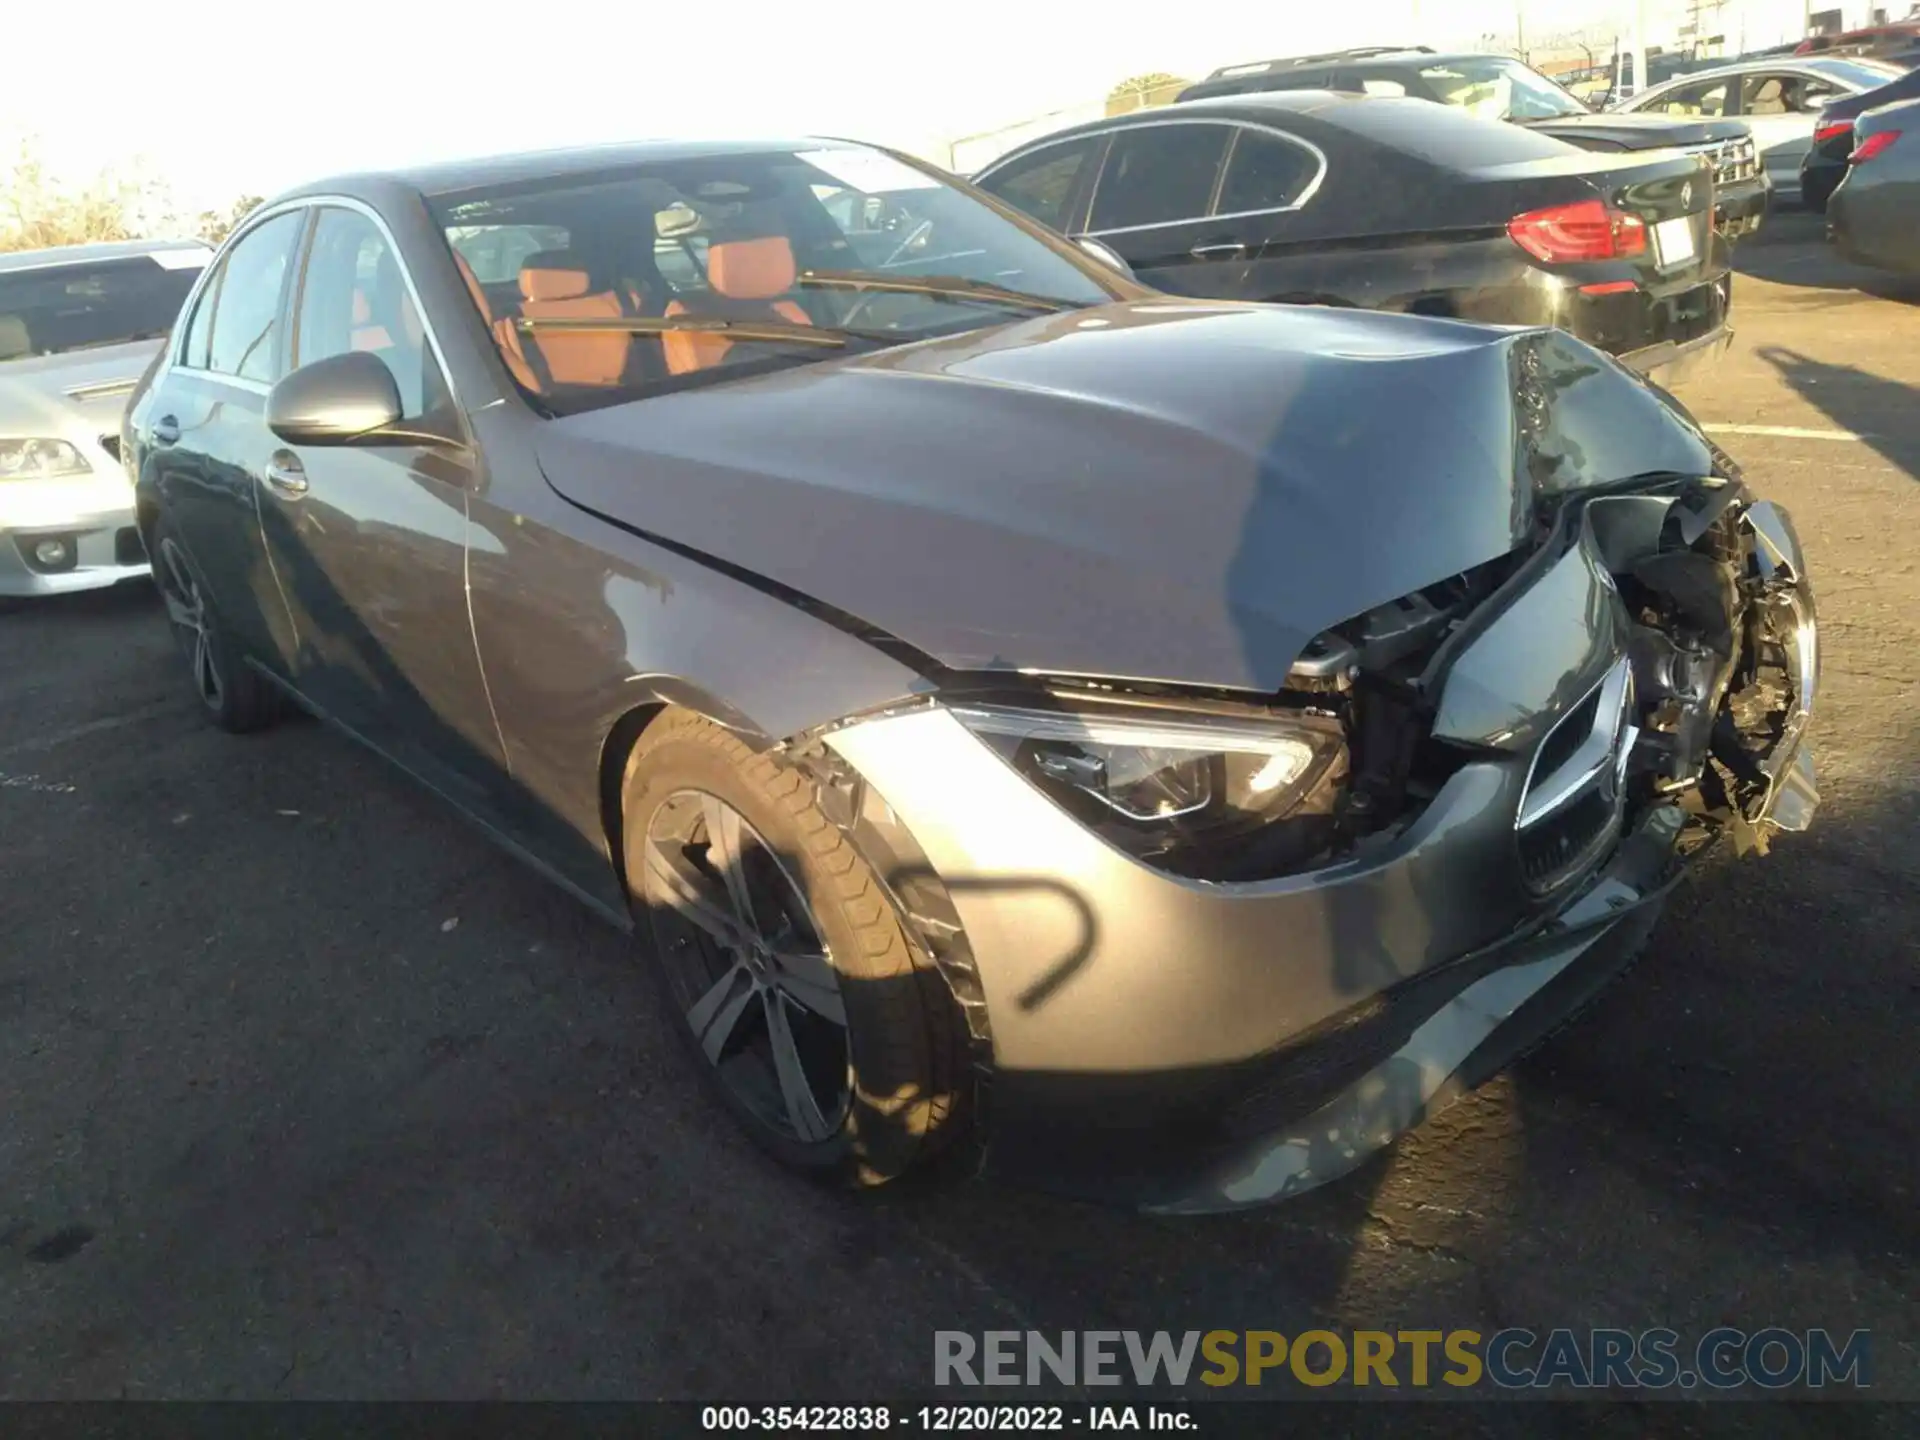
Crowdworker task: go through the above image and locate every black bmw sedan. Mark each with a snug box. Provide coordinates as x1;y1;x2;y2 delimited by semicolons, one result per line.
123;139;1817;1211
973;91;1734;388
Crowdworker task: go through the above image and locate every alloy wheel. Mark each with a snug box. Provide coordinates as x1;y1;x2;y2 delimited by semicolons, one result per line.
643;789;852;1144
156;537;224;710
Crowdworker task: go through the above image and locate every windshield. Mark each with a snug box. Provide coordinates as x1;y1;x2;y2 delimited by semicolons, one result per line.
1805;57;1908;89
432;146;1120;416
0;252;206;362
1419;57;1588;120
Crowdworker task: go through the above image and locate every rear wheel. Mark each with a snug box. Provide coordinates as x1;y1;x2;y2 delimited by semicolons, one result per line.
622;709;967;1186
150;515;282;733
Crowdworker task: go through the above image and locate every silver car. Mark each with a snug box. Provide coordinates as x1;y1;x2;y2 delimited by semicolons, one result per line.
1613;55;1904;202
0;239;211;597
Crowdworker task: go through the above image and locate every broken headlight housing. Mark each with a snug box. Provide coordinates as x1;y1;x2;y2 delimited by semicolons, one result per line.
952;705;1347;881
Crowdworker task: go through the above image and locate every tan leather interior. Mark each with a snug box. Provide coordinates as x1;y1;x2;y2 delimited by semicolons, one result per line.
661;235;811;376
490;249;633;391
452;251;490;319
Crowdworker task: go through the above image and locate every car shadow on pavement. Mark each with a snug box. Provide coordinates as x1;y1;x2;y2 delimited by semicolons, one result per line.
1733;214;1920;303
1756;343;1920;480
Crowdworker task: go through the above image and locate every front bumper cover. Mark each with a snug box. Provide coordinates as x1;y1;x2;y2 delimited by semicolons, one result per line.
824;489;1817;1212
0;482;149;597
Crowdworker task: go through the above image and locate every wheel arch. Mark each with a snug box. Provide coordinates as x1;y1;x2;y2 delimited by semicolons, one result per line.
596;677;779;909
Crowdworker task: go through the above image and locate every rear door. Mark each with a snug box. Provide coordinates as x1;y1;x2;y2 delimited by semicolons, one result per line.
257;201;506;812
142;208;307;667
1078;122;1237;294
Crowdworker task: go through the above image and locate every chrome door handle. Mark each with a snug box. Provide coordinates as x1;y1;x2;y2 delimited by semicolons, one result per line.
1189;242;1248;261
263;452;309;497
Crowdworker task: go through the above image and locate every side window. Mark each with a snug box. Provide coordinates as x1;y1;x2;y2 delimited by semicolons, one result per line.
204;210;303;382
1089;125;1232;231
1344;69;1410;97
180;272;221;369
981;140;1099;231
1216;130;1321;213
292;206;446;420
1654;78;1730;116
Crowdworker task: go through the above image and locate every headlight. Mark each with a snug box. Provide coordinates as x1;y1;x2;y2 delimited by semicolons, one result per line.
0;438;91;480
952;704;1347;881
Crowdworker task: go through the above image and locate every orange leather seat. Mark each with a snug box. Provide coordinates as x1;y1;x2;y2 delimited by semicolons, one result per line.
661;235;812;376
490;250;632;392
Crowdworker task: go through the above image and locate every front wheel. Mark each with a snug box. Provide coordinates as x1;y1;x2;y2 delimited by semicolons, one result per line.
621;709;969;1186
149;514;282;733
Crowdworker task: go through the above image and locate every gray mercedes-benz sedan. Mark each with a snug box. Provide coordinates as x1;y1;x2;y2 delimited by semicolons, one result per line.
1;239;211;596
122;139;1819;1211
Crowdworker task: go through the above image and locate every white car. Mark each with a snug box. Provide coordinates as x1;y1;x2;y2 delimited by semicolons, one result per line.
1612;54;1905;202
1;239;211;597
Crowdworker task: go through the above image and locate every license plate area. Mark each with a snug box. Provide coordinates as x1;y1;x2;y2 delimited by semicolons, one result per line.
1653;215;1698;270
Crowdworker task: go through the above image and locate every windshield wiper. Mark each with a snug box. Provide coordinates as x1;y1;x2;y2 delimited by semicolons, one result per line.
795;271;1074;314
513;315;911;348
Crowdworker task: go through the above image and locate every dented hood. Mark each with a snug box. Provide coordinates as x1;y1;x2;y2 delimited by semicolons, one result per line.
536;300;1715;693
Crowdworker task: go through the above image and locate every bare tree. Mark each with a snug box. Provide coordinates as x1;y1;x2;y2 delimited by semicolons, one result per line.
0;138;169;253
196;194;266;244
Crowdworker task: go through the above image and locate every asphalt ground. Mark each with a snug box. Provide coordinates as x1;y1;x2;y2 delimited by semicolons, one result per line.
1;212;1915;1432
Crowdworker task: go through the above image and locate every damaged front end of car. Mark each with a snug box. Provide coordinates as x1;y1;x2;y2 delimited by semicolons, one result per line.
789;325;1818;1211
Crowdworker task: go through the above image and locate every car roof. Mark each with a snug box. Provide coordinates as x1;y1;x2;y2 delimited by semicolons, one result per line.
277;137;882;204
1641;54;1878;85
1198;48;1507;80
0;237;213;274
984;89;1371;159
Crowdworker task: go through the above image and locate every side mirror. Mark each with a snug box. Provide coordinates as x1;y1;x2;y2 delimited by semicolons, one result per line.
266;351;403;446
1075;235;1137;280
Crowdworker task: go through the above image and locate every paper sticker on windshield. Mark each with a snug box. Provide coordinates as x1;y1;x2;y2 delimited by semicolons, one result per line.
148;248;214;270
795;149;940;195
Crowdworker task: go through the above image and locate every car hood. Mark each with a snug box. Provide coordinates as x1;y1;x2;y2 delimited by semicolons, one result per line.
1522;112;1751;148
536;301;1716;694
0;338;163;441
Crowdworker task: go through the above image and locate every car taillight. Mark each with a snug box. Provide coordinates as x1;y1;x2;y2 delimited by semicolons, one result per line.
1850;130;1902;163
1507;198;1649;264
1814;121;1854;145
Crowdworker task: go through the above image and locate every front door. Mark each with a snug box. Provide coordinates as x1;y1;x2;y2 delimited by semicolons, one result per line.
144;208;308;668
255;203;507;813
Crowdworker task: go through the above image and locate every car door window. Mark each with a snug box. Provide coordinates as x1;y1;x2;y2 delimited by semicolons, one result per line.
981;140;1099;231
180;272;220;369
1744;73;1842;114
204;210;303;383
292;206;449;421
1216;129;1321;213
1652;78;1731;116
1089;125;1232;231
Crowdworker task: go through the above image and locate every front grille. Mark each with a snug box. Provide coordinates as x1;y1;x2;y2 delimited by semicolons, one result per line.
97;433;121;462
1684;136;1759;187
1519;786;1617;888
1514;657;1635;892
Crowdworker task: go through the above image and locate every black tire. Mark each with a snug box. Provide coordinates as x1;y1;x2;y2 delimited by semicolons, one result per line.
148;514;283;734
622;708;968;1186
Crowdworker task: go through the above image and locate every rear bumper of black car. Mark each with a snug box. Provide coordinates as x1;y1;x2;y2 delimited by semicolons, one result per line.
1572;265;1733;385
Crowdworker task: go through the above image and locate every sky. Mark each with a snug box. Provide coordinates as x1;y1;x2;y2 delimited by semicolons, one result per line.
6;0;1632;216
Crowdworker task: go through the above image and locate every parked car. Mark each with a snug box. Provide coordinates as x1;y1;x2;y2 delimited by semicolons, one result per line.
1799;64;1920;208
1179;48;1770;238
1828;97;1920;272
975;92;1733;386
1795;23;1920;64
0;239;210;596
124;139;1819;1212
1611;55;1904;202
